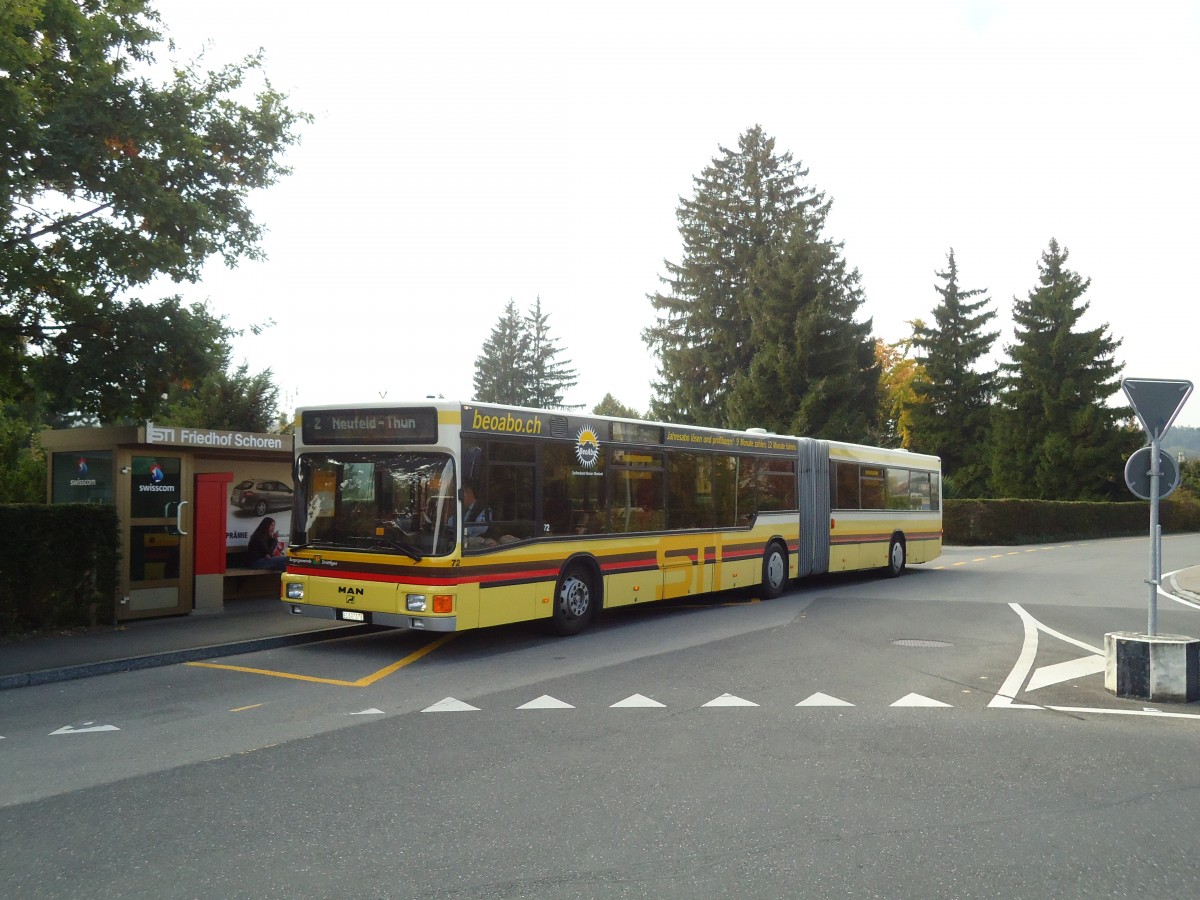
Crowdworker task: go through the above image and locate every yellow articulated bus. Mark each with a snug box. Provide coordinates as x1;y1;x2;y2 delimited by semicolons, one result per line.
281;401;941;635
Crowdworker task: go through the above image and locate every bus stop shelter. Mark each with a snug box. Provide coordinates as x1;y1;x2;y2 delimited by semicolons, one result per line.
41;423;293;622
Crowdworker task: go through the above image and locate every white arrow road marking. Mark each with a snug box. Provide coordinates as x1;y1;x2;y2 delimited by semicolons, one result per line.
517;695;575;709
891;693;952;708
349;708;385;715
50;722;120;734
992;603;1104;709
796;693;854;707
610;694;665;708
702;693;759;707
1026;654;1107;691
421;698;480;712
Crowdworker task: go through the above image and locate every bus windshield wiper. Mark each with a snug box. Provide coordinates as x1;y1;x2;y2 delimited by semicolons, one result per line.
371;536;424;562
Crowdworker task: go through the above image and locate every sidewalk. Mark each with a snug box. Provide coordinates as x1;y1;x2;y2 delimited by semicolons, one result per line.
0;593;372;691
4;568;1200;693
1167;566;1200;604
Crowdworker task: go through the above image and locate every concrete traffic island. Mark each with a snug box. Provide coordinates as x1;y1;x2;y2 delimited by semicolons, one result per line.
1105;632;1200;703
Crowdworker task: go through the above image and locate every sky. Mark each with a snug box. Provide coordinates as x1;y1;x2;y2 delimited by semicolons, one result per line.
147;0;1200;428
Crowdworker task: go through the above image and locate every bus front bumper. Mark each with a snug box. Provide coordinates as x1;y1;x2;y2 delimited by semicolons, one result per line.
285;602;458;632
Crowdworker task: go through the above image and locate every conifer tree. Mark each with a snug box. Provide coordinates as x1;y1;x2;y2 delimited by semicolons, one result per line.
723;222;880;440
907;250;998;497
990;239;1138;500
644;126;828;428
593;394;644;419
473;300;530;405
524;297;578;409
472;298;578;408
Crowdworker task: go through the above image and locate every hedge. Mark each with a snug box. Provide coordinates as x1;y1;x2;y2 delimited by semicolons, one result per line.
942;497;1200;545
0;504;120;636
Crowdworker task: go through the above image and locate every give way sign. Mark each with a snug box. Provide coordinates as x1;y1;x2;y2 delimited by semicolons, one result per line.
1121;378;1193;440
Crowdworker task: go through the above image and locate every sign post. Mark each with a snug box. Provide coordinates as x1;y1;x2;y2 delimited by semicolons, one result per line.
1121;378;1192;635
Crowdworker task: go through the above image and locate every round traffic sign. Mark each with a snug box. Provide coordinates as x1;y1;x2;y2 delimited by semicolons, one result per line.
1124;447;1180;500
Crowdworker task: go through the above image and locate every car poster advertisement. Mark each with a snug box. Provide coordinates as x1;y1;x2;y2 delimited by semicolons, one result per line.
225;461;293;550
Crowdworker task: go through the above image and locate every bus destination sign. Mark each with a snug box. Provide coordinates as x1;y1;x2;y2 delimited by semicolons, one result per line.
302;408;439;445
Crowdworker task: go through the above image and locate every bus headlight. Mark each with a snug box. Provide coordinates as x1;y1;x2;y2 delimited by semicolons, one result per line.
406;593;427;612
286;583;305;600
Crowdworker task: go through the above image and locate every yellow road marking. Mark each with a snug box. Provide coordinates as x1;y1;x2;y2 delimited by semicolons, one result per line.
186;633;457;687
230;703;263;712
939;545;1064;569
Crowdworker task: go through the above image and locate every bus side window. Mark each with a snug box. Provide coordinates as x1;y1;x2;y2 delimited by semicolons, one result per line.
736;457;756;523
834;462;860;510
540;443;606;536
485;442;536;541
860;467;884;510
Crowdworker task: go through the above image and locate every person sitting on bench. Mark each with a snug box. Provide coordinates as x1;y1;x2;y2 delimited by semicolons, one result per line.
246;517;286;572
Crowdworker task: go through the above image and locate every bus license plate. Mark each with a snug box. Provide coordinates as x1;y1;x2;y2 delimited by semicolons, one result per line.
340;610;366;622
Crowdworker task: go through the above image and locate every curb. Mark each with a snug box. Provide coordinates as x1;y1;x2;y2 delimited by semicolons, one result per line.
1165;574;1200;606
0;624;377;692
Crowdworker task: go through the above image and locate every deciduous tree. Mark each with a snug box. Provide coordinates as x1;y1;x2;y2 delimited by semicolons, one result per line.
158;359;281;433
1;0;308;424
876;337;923;449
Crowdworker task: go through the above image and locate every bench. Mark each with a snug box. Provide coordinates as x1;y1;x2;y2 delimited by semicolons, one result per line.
223;562;282;599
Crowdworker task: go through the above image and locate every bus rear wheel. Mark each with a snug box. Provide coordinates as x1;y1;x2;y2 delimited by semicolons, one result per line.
886;536;906;577
548;564;596;636
761;542;788;599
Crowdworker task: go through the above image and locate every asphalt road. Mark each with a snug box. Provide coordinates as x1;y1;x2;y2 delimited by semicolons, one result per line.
3;534;1200;899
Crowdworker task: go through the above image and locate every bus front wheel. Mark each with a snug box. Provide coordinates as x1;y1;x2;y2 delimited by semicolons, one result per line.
886;536;906;577
548;565;596;636
761;542;788;599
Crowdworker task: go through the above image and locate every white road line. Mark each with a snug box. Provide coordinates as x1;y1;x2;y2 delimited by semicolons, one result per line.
990;603;1200;721
1026;655;1106;692
1161;569;1200;610
990;603;1044;709
1045;706;1200;721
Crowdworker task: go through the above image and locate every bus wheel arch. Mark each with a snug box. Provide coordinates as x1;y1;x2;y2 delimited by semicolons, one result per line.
547;554;602;636
886;533;907;577
761;539;789;599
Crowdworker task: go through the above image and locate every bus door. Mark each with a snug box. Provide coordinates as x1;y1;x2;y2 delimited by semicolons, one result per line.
121;452;193;620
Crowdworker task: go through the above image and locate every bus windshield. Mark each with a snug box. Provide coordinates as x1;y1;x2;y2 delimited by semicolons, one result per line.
292;452;457;559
